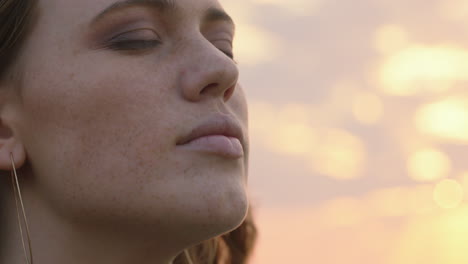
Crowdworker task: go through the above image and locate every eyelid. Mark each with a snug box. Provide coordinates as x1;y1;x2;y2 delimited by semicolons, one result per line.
211;39;235;60
212;39;233;49
214;38;233;45
211;39;233;51
109;28;161;42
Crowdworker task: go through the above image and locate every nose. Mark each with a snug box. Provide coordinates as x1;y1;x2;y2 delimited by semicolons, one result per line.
178;40;239;103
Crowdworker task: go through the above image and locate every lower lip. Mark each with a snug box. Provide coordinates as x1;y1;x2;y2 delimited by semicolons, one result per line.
178;135;244;159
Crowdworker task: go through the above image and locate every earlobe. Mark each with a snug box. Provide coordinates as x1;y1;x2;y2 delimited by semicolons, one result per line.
0;82;27;171
0;134;26;171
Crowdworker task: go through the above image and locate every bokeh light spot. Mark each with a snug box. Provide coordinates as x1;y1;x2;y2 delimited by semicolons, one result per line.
367;187;409;217
250;102;318;155
269;104;316;155
379;45;468;96
249;101;276;142
233;23;281;65
267;122;316;155
367;184;436;219
407;148;452;182
309;129;367;180
415;96;468;143
433;179;464;209
458;171;468;195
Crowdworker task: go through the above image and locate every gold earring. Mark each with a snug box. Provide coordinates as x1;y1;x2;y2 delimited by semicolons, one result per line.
10;152;33;264
184;249;194;264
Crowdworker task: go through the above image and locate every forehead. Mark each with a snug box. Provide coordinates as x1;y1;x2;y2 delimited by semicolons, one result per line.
37;0;224;26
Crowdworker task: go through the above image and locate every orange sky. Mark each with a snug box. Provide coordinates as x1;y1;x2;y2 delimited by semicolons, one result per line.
220;0;468;263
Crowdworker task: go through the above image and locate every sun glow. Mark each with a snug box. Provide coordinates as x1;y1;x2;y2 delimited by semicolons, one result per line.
221;0;468;263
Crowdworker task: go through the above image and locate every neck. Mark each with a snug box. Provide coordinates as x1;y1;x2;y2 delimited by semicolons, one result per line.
0;181;185;264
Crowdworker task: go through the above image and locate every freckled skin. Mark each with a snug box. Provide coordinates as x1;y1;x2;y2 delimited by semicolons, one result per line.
0;0;249;263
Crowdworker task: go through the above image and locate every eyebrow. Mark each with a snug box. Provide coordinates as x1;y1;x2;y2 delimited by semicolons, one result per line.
91;0;235;28
203;7;235;28
91;0;176;24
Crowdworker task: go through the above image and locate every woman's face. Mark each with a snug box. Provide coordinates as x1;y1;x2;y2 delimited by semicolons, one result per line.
9;0;249;240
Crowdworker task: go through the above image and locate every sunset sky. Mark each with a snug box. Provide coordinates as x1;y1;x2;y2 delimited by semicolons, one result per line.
219;0;468;263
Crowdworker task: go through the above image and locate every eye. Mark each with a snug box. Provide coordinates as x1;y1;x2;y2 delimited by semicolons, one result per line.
106;28;161;51
221;49;234;60
213;40;234;60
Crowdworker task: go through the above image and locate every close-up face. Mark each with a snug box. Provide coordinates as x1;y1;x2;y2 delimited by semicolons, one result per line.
4;0;249;242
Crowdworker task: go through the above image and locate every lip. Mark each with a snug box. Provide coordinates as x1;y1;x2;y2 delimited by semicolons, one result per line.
176;115;245;158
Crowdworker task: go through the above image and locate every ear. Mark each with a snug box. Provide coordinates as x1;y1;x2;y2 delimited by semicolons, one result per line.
0;121;26;171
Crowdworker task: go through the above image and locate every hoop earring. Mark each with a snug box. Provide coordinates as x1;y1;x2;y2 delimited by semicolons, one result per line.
10;152;34;264
184;249;194;264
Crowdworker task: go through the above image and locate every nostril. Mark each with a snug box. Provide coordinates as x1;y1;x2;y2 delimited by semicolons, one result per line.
197;83;235;101
0;121;12;138
224;86;235;101
200;83;218;95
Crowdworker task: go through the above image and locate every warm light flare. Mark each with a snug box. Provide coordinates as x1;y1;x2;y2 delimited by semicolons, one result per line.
366;184;436;218
249;102;318;155
250;101;367;180
458;171;468;195
415;96;468;143
390;207;468;263
233;23;281;65
379;45;468;96
221;1;468;263
433;179;464;209
308;129;367;180
407;148;452;182
269;122;317;155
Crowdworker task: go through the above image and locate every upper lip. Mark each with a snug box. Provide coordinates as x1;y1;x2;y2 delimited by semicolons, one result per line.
176;114;245;147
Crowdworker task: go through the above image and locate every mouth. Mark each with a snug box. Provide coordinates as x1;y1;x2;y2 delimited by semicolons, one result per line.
176;114;245;159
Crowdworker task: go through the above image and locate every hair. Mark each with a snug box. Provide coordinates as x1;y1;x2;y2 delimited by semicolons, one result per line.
0;1;258;263
174;208;258;264
0;0;37;79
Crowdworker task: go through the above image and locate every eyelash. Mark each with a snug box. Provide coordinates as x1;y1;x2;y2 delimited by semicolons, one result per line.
106;40;162;51
222;50;234;60
105;38;235;60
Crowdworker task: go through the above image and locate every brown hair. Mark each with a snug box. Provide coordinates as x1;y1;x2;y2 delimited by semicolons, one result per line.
175;208;258;264
0;0;36;79
0;1;257;263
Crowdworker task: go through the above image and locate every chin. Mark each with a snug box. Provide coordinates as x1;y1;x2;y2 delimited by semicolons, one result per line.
178;184;249;242
212;189;249;235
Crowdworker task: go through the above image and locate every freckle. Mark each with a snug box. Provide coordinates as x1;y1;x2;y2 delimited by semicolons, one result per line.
68;72;75;80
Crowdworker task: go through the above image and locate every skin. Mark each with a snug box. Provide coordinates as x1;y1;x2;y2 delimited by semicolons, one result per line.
0;0;249;263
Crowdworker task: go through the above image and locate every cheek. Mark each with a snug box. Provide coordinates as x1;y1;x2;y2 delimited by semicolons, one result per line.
227;85;250;164
229;85;249;127
18;59;179;210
